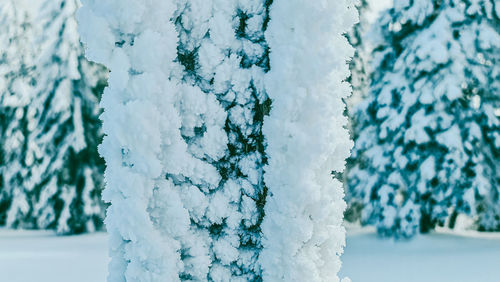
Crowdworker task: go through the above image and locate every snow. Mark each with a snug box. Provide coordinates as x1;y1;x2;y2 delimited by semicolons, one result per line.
1;0;106;234
259;0;356;281
347;0;500;237
14;0;43;17
78;0;272;280
79;0;358;279
0;230;107;282
2;228;499;282
341;227;500;282
366;0;392;23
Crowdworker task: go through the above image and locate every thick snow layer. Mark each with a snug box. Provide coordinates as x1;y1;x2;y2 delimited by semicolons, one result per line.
79;0;357;280
78;0;272;280
260;1;357;281
341;227;500;282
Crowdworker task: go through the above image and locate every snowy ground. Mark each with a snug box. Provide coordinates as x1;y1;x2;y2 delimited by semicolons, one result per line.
0;229;107;282
341;227;500;282
1;228;499;282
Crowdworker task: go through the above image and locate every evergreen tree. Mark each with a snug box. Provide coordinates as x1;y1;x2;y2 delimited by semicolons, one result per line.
348;0;500;238
78;0;356;280
344;0;371;223
346;0;370;108
0;1;36;226
0;0;107;234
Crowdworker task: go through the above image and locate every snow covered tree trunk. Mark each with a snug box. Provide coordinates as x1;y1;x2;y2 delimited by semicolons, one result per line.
348;0;500;237
172;1;271;280
0;0;107;234
78;0;355;280
260;1;356;281
79;0;270;280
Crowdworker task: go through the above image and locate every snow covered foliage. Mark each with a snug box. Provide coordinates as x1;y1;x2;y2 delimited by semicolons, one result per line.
348;0;500;238
343;0;371;223
0;0;107;234
260;0;356;281
346;0;371;108
79;0;356;281
0;1;35;226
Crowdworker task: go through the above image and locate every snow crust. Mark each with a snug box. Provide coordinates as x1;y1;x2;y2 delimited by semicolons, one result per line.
79;1;189;280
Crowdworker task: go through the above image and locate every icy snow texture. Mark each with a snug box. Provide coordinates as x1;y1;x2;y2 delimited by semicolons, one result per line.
79;0;272;280
79;0;356;280
173;1;271;280
348;0;500;237
0;0;106;234
260;0;357;281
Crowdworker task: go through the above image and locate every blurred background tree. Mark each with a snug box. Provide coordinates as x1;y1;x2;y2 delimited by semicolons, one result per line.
0;0;107;234
346;0;500;238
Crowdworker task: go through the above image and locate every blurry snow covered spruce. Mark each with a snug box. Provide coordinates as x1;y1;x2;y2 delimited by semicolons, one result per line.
347;0;500;238
78;0;356;281
0;0;107;234
342;0;371;224
345;0;371;110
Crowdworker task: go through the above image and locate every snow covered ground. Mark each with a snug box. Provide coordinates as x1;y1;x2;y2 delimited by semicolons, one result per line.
1;228;499;282
341;227;500;282
0;229;107;282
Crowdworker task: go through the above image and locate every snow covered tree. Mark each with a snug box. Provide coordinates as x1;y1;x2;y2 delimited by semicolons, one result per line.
0;1;36;226
0;0;107;234
78;0;356;280
346;0;370;108
343;0;371;223
79;0;271;280
348;0;500;238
